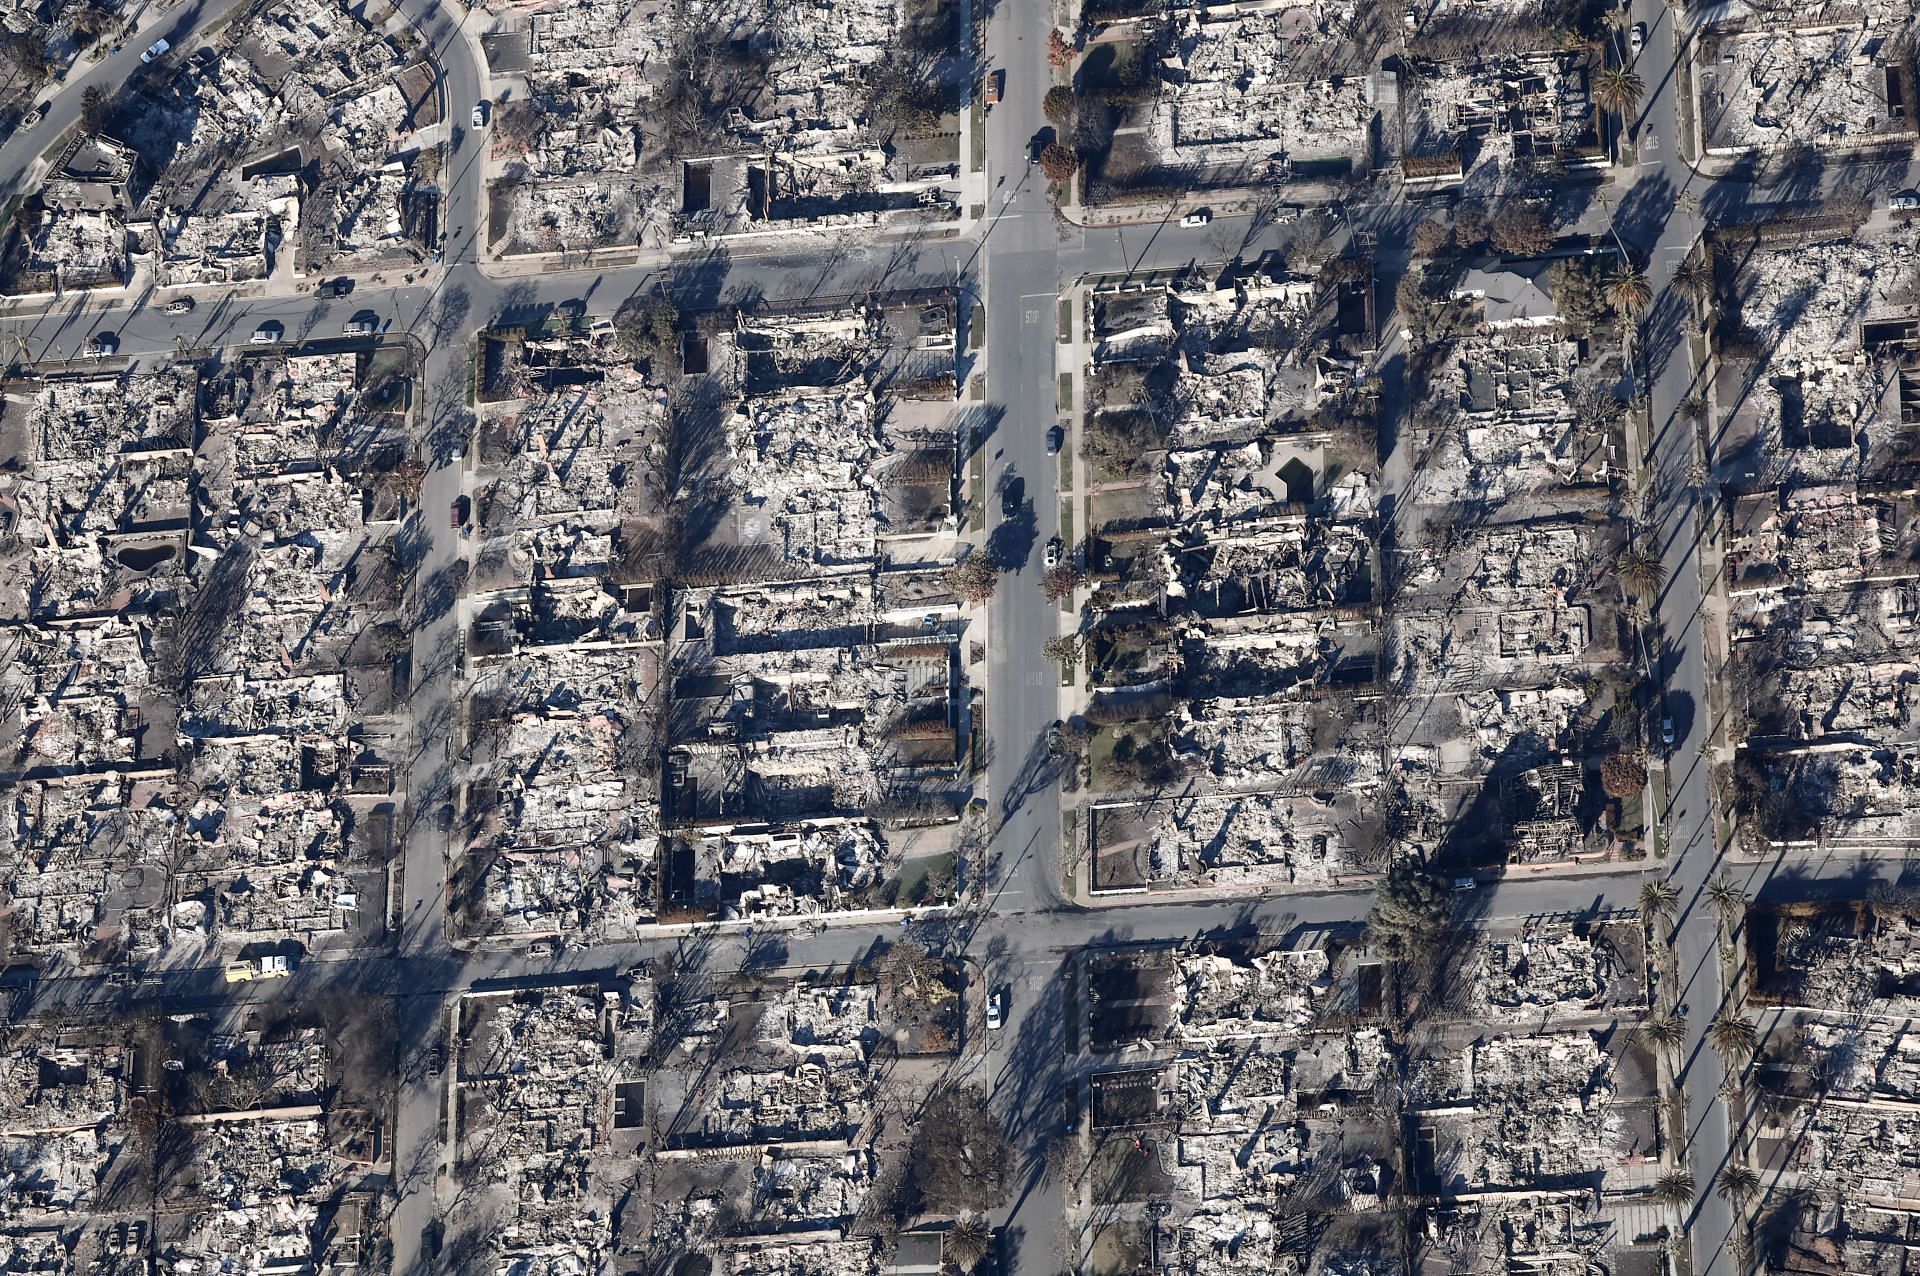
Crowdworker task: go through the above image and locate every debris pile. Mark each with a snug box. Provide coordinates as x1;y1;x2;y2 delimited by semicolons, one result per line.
1080;265;1384;896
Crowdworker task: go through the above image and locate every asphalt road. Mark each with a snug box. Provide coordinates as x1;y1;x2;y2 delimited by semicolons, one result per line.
3;0;1903;1270
1618;1;1734;1267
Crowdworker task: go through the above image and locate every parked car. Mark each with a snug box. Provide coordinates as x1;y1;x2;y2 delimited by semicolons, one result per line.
19;104;44;130
1044;537;1063;568
1001;476;1024;517
328;277;353;298
140;38;169;63
85;331;118;357
1629;21;1645;54
255;954;294;979
1046;424;1064;455
1661;717;1676;746
985;990;1005;1031
164;297;194;314
223;962;256;984
451;494;470;528
250;321;283;344
1452;877;1477;892
342;312;378;336
1891;191;1920;212
984;69;1003;106
472;100;487;128
1180;208;1212;227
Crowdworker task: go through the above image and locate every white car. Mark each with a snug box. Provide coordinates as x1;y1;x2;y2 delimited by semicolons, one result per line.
164;297;194;315
19;104;44;130
472;101;487;128
1180;209;1211;227
140;38;169;63
85;332;118;358
1044;537;1063;568
985;991;1004;1031
250;322;283;344
1891;191;1920;212
1629;22;1645;55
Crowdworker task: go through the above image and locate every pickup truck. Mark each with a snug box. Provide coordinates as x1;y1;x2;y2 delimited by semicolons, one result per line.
984;69;1004;106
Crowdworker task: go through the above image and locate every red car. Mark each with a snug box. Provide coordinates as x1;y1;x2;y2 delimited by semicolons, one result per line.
450;495;469;528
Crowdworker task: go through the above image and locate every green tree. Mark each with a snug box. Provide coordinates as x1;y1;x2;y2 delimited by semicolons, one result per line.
1709;1015;1758;1058
1607;264;1653;317
1672;251;1714;307
1716;1164;1759;1207
1641;1012;1686;1052
1595;66;1644;120
1705;875;1747;930
1616;544;1666;597
1654;1169;1696;1205
612;287;679;360
946;1215;992;1273
1042;86;1076;128
1549;260;1611;335
1638;878;1680;927
1368;859;1451;957
1490;201;1554;257
79;85;109;135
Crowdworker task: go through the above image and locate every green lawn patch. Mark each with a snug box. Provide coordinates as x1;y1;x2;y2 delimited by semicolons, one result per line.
1061;809;1079;900
1058;371;1074;413
970;100;986;172
1058;298;1072;342
1087;484;1153;530
966;444;986;532
888;851;959;907
970;303;985;351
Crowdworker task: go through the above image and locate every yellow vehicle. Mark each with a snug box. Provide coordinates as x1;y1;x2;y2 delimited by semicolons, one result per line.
224;962;256;984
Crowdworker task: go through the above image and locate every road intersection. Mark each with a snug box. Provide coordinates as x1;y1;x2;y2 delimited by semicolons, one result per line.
3;0;1914;1270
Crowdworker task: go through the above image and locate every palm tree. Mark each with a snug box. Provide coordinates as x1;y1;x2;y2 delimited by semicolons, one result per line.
1607;264;1654;318
1716;1164;1760;1207
946;1215;993;1274
1595;66;1644;121
1616;544;1667;597
1638;877;1680;927
1672;251;1714;307
1654;1169;1696;1205
1705;875;1747;931
1641;1012;1686;1051
1709;1014;1759;1057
